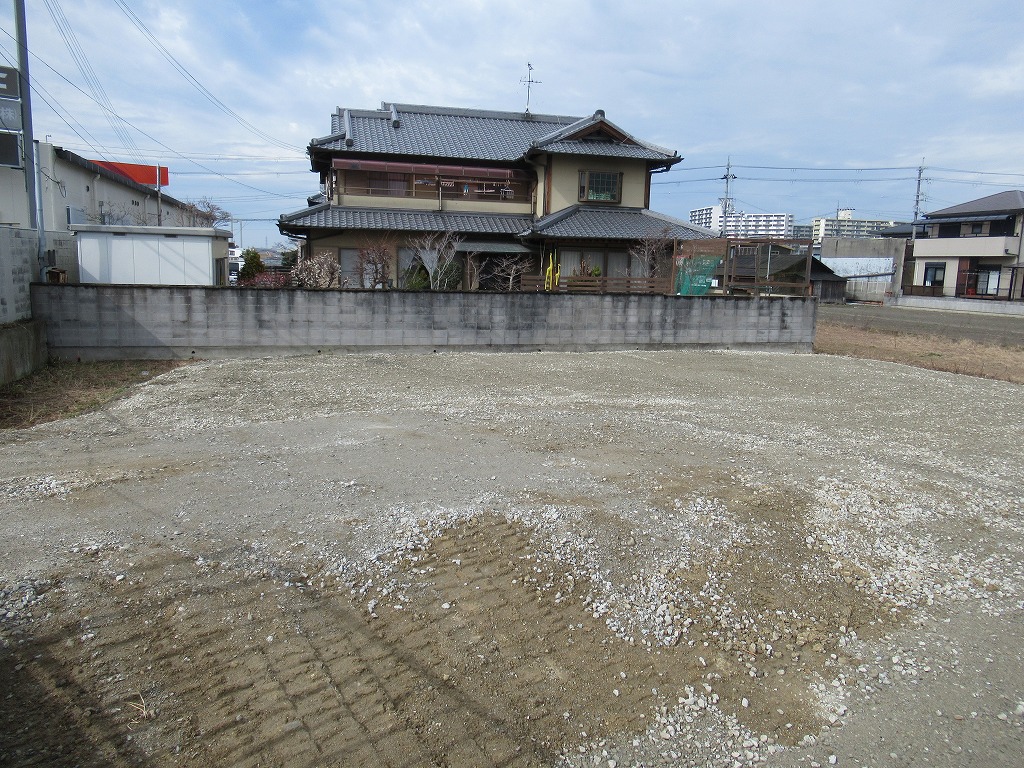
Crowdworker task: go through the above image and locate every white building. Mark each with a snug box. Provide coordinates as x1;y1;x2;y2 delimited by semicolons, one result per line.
689;206;795;238
723;211;794;239
75;224;231;286
811;209;903;241
689;205;724;233
1;142;204;232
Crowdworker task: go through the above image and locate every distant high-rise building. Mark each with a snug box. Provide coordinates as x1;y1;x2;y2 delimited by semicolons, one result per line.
792;224;813;240
689;206;795;238
689;205;724;233
723;211;794;239
811;210;905;241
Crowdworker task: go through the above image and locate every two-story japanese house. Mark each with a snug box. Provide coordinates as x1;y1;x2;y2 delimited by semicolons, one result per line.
278;102;714;289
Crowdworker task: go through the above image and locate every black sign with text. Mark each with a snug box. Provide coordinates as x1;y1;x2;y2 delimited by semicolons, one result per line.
0;67;19;100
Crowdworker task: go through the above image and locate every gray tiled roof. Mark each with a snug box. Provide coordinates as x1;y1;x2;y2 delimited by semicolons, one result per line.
534;141;675;160
529;111;677;160
310;103;678;164
278;204;534;235
525;206;717;241
925;190;1024;217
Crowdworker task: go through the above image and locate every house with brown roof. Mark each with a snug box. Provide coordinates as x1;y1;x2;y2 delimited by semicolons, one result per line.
278;103;714;289
906;190;1024;301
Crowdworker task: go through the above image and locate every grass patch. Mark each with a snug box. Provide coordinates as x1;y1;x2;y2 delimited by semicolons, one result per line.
0;360;185;430
815;322;1024;385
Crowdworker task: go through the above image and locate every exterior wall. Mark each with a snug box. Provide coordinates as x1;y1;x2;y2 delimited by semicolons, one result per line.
818;237;904;278
845;278;890;303
0;227;36;322
0;144;200;232
1;227;77;323
891;294;1024;316
31;285;817;360
912;235;1021;260
911;258;958;297
0;166;29;227
75;226;229;286
0;319;47;386
546;155;648;213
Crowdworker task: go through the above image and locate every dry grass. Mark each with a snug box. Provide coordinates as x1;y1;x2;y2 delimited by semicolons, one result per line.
0;360;184;430
815;322;1024;385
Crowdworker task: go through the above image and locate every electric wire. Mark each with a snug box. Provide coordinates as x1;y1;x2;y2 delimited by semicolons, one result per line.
43;0;144;163
111;0;302;153
0;37;114;161
4;37;296;198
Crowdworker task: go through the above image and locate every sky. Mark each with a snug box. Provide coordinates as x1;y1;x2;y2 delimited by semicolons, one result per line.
1;0;1023;249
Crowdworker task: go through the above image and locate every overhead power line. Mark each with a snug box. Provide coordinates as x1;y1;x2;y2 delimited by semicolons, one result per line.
4;33;292;198
111;0;302;153
0;36;114;160
43;0;143;163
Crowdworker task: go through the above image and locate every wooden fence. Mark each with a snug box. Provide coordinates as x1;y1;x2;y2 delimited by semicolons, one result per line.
520;275;671;294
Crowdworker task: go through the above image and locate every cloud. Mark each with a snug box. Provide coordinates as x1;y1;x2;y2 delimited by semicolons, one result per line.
0;0;1020;245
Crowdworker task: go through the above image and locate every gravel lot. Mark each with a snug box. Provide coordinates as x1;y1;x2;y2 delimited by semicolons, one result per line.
1;349;1022;767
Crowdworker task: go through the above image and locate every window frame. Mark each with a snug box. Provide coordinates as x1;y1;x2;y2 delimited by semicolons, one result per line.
578;170;623;204
923;262;946;287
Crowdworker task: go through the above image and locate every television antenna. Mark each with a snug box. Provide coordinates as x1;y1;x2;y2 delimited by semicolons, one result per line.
521;62;541;113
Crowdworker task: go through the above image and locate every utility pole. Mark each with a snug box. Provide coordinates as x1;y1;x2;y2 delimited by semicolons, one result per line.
890;163;924;300
14;0;44;275
912;164;924;237
719;157;736;216
719;158;736;236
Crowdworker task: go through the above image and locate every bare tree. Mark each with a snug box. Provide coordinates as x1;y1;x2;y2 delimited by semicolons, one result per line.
628;228;673;278
487;254;532;292
409;231;463;290
176;197;232;228
357;237;392;288
291;250;341;288
88;201;148;226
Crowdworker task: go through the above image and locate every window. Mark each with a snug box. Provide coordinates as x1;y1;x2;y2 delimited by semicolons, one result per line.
578;171;622;203
937;223;960;238
989;218;1014;237
970;223;983;236
977;268;1000;296
367;172;409;197
923;262;945;287
337;248;361;285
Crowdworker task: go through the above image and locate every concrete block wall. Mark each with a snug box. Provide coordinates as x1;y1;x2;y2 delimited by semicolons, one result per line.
1;228;38;324
0;320;48;386
31;285;817;360
891;294;1024;317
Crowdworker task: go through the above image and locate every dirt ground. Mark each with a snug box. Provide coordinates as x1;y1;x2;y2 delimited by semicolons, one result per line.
1;349;1023;767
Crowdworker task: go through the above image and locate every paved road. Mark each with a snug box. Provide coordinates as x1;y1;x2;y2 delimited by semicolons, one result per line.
818;303;1024;347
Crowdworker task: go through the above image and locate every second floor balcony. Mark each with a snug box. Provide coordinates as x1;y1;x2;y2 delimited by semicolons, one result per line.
330;159;535;214
913;234;1021;261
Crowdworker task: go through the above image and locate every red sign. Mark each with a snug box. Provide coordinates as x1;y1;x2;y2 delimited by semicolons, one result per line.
92;160;169;187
